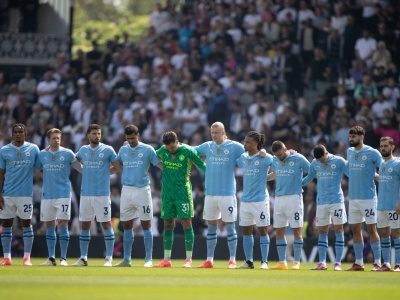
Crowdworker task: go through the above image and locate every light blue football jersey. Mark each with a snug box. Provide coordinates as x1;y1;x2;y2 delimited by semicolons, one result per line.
0;142;39;197
195;140;245;196
36;147;78;199
77;143;118;196
302;154;347;205
271;153;310;197
347;145;382;200
237;152;273;202
118;142;161;187
378;157;400;210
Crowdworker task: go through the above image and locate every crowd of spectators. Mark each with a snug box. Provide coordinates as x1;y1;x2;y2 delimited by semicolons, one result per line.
1;0;400;261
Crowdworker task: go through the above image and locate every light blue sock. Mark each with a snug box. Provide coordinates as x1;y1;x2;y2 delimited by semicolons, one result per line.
123;229;134;261
318;234;328;263
335;232;344;263
276;239;287;262
260;235;270;262
370;241;381;263
381;237;391;264
1;227;12;254
143;228;153;262
243;235;254;262
206;224;217;258
104;227;115;258
79;229;91;257
353;242;364;264
22;226;34;254
394;238;400;265
58;226;70;260
293;239;303;263
46;227;57;258
226;224;237;258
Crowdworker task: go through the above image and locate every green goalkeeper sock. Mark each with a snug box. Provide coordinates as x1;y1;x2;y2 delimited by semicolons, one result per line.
163;229;174;259
184;227;194;258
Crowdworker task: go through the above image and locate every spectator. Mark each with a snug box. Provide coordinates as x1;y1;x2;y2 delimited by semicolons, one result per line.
36;71;58;110
18;67;37;105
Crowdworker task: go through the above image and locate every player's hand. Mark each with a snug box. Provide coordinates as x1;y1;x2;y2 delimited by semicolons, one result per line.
45;145;50;151
374;173;379;181
396;201;400;216
0;195;4;210
258;149;267;158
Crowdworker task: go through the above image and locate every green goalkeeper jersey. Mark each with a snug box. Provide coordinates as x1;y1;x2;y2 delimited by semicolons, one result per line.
156;143;206;198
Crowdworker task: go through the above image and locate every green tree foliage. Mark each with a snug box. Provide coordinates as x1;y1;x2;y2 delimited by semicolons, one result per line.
72;0;150;53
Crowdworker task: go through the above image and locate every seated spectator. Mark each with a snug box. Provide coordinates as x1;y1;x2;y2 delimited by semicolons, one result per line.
18;67;37;105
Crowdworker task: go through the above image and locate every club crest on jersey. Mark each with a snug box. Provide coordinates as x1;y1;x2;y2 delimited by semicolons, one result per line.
131;153;135;158
388;168;393;172
354;154;358;160
289;161;294;166
179;155;185;161
224;149;229;154
216;149;221;155
52;156;56;161
382;167;385;173
91;153;95;158
138;153;143;157
25;152;30;156
99;153;104;158
362;155;367;160
60;156;64;161
254;161;259;165
331;164;336;169
17;152;22;158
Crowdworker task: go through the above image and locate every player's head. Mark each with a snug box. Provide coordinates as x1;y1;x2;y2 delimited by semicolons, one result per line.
46;128;62;149
313;144;328;163
244;131;265;152
162;131;179;154
348;126;364;148
11;123;27;144
86;124;101;145
379;136;394;158
210;122;227;145
124;124;140;148
271;140;287;161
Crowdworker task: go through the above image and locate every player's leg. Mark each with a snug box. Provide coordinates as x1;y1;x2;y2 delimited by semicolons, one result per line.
197;196;219;268
347;200;365;271
220;196;238;268
55;198;71;265
114;186;135;267
272;196;288;269
331;203;347;270
364;200;380;270
253;200;270;269
40;199;57;266
153;218;174;267
95;196;114;266
181;217;194;268
238;202;254;269
0;197;16;266
392;226;400;271
379;225;391;271
17;197;34;266
258;226;270;269
72;196;94;266
288;195;304;269
135;186;153;267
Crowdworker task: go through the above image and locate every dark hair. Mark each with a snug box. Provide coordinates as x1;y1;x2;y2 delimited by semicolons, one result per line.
313;144;326;159
162;131;178;145
271;140;285;153
86;124;101;135
348;126;365;136
124;124;139;135
12;123;27;133
380;136;394;146
246;131;266;150
46;128;62;139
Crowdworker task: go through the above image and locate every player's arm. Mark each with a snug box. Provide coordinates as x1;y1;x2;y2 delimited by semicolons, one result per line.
190;148;206;172
72;161;82;173
302;165;316;186
110;160;122;174
396;199;400;216
0;168;5;209
267;170;276;181
156;162;163;170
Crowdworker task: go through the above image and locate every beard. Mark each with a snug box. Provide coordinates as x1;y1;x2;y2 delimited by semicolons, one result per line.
349;140;360;147
90;139;100;145
381;151;391;157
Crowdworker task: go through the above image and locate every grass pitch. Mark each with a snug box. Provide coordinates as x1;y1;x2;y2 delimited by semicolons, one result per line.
0;259;398;300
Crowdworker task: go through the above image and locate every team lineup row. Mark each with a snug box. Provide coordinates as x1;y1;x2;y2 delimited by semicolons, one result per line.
0;122;399;271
